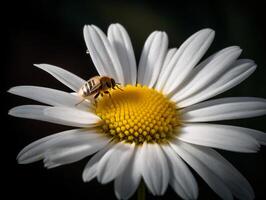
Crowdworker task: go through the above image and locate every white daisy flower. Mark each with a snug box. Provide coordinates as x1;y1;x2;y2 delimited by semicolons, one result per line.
9;23;266;200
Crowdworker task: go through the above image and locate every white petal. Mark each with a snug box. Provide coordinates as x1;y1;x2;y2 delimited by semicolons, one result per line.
108;23;137;85
244;128;266;145
161;48;178;73
175;142;254;199
43;161;61;169
96;142;135;184
43;145;95;168
155;48;177;90
9;105;101;128
170;141;234;200
43;135;110;168
138;31;168;88
175;59;256;107
44;143;109;168
9;105;65;124
182;97;266;122
82;143;114;182
156;31;201;92
114;146;142;200
137;32;156;85
83;25;124;84
171;46;242;101
141;143;169;195
34;64;85;92
8;86;90;110
162;144;198;199
44;107;101;127
176;124;260;152
17;129;101;164
17;130;73;163
160;29;215;94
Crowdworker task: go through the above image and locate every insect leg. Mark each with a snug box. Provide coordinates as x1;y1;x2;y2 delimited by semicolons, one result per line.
94;92;100;99
93;92;101;106
115;84;124;91
75;98;85;106
104;90;111;98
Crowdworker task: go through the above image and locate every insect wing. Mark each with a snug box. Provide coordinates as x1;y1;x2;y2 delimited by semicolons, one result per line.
87;76;101;93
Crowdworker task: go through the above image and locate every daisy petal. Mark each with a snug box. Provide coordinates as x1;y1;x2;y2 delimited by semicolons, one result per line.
114;146;142;200
138;31;168;88
155;48;177;90
245;128;266;145
108;23;137;85
175;59;256;107
82;143;114;182
141;143;169;195
9;105;101;128
170;141;234;200
17;130;73;163
83;25;124;84
161;29;215;94
182;97;266;122
17;129;80;164
171;46;242;101
44;145;95;168
17;129;103;164
176;124;260;152
8;86;90;110
176;142;254;199
162;145;198;199
34;64;85;92
9;105;62;124
155;31;200;92
44;135;109;168
161;48;178;72
44;107;101;127
137;32;156;85
97;142;135;184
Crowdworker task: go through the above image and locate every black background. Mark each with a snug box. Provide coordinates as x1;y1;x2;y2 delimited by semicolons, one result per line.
4;0;266;199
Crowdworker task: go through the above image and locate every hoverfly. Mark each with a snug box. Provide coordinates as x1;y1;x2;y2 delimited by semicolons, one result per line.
76;76;122;105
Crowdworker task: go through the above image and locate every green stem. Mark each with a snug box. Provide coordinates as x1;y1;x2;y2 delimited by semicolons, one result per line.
137;181;146;200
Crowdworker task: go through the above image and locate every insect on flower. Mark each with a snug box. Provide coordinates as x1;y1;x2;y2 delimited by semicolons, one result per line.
76;75;123;105
9;23;266;200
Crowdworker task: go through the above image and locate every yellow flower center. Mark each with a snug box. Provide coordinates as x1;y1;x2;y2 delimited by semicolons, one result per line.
95;84;180;144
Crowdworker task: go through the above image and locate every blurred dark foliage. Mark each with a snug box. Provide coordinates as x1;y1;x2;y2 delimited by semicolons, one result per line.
3;0;266;199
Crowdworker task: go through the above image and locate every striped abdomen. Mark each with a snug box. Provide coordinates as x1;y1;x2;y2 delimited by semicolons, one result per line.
78;76;101;97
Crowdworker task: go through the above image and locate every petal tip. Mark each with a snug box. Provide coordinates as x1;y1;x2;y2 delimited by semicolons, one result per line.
17;159;24;164
84;25;90;31
7;87;15;94
34;63;51;71
16;154;28;164
207;28;215;35
82;172;90;182
8;108;15;116
33;63;43;68
16;155;22;163
199;28;215;35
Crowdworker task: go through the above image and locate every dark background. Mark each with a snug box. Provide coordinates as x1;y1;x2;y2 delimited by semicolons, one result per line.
4;0;266;199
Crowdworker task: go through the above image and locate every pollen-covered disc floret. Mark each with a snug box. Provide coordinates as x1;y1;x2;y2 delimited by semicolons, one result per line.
95;84;180;144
